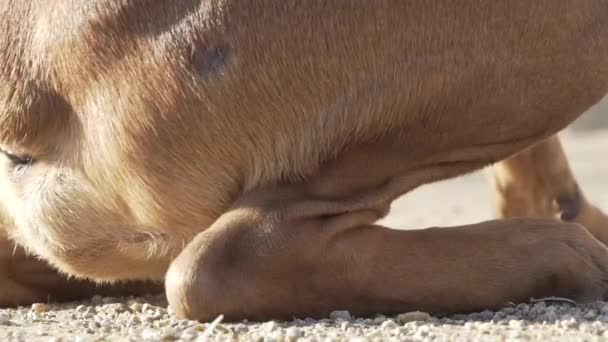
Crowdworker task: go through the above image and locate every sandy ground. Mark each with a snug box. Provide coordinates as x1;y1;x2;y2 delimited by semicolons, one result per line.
0;129;606;341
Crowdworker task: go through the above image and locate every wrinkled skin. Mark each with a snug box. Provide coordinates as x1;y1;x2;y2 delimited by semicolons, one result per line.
1;0;608;321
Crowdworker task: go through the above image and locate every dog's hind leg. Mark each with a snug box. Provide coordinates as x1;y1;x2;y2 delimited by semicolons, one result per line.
492;134;608;244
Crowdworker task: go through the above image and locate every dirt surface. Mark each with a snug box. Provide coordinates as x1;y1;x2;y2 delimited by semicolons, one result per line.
0;128;606;342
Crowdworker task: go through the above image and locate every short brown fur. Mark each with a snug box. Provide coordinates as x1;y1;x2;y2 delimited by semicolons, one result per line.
1;0;608;321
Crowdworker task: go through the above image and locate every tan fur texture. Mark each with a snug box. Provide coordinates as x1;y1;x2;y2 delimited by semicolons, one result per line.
1;0;608;321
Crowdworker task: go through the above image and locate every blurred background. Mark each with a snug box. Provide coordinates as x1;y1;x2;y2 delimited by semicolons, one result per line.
381;95;608;229
571;96;608;131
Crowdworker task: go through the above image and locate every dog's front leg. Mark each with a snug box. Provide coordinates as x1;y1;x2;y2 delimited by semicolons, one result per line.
165;185;608;322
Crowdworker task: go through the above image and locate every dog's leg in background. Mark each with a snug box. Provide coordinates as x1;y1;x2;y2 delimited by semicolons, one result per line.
492;134;608;243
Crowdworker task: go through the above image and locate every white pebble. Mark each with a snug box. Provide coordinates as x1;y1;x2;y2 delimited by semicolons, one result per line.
349;338;370;342
413;325;430;338
263;321;278;332
129;303;143;312
509;320;524;328
381;320;397;329
560;318;578;328
285;327;303;341
366;329;382;338
141;329;160;340
340;321;349;331
76;336;98;342
28;312;41;320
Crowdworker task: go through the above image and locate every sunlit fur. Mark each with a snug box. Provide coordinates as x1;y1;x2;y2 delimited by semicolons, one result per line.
1;0;608;320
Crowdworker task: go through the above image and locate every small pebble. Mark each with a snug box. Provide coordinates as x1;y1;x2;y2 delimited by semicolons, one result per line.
509;320;524;328
107;303;130;314
31;303;50;313
560;318;579;329
381;320;397;329
285;327;303;341
478;310;495;320
398;311;431;324
262;321;278;332
329;310;352;321
75;336;95;342
141;329;160;340
366;330;382;339
91;295;103;304
130;303;143;312
584;310;598;320
349;338;370;342
128;316;141;326
101;297;117;304
0;312;10;325
372;316;386;325
161;328;179;340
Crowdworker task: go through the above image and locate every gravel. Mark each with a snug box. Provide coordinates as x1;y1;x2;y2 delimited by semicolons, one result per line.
4;296;608;341
0;130;606;341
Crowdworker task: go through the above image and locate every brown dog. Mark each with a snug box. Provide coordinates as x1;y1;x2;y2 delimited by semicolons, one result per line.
1;1;608;321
